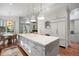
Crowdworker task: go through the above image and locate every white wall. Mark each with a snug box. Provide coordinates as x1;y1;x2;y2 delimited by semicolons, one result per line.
75;20;79;33
70;20;75;32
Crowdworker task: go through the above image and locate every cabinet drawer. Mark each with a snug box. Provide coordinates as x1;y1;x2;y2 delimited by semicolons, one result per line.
28;40;36;48
31;45;45;56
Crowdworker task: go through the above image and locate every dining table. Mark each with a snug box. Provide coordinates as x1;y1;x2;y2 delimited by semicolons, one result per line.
3;32;14;37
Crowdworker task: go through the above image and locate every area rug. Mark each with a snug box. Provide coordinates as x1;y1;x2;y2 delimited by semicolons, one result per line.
1;47;23;56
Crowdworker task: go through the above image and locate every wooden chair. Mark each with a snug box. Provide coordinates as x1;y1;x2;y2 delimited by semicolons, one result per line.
12;34;17;45
5;34;17;46
6;36;13;45
0;35;5;50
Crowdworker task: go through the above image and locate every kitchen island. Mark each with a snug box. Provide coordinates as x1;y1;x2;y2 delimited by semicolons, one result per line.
18;33;59;56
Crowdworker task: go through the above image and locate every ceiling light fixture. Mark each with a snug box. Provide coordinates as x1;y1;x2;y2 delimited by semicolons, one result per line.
31;16;36;22
38;3;45;20
25;19;30;24
31;19;36;22
38;16;45;20
26;21;30;24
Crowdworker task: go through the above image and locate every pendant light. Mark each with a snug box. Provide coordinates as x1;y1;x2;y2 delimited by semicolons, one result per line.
25;18;30;24
31;16;36;22
38;3;45;20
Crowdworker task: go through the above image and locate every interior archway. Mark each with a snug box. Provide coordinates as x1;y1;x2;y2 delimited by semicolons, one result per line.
70;8;79;43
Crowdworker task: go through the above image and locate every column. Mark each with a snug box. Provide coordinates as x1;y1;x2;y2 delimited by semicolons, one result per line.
65;6;70;48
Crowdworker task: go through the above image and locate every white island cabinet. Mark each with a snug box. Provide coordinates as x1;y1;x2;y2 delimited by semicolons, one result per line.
18;34;59;56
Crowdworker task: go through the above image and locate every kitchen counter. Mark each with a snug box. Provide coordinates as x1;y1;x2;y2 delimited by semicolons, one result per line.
18;33;59;56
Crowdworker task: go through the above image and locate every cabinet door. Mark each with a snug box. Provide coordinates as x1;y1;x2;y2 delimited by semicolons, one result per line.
58;21;66;47
51;23;57;36
58;21;66;39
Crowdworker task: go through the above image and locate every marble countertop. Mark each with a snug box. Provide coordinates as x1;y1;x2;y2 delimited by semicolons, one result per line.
18;33;59;46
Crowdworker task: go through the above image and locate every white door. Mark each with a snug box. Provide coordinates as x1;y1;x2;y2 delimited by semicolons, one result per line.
58;21;66;39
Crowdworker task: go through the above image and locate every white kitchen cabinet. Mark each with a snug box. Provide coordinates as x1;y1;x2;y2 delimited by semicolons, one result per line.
58;21;66;39
50;19;67;47
51;23;58;36
58;21;66;47
51;21;66;47
38;18;67;47
18;34;59;56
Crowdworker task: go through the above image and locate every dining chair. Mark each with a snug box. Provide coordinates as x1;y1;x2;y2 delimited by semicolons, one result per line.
12;34;17;45
0;35;5;50
7;36;13;45
5;34;17;46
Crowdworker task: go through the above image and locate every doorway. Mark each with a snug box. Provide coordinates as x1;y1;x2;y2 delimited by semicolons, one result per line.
70;8;79;43
69;8;79;49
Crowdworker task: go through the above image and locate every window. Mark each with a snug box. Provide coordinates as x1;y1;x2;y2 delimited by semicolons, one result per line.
6;19;14;32
0;20;4;26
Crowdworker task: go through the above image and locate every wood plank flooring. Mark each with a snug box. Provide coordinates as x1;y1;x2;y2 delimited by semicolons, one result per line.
0;42;79;56
59;42;79;56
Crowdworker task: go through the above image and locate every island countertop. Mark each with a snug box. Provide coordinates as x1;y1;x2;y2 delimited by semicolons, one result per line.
18;33;59;46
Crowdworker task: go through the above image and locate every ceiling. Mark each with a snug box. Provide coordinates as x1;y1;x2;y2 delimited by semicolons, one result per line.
0;3;79;17
0;3;42;16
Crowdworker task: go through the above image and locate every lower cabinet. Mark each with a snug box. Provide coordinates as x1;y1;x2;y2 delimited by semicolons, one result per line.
59;39;66;47
18;35;59;56
18;35;45;56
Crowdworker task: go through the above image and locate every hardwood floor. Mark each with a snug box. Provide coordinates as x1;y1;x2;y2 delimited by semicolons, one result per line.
59;42;79;56
0;42;79;56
